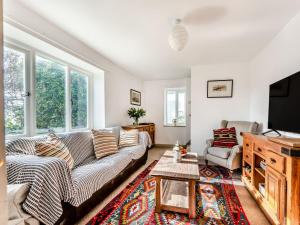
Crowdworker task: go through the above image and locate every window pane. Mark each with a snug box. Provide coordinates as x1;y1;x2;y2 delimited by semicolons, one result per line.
177;91;186;125
35;56;66;134
4;47;26;135
71;70;88;129
166;90;176;125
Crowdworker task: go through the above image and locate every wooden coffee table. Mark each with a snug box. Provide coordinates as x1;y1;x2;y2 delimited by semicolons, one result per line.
150;151;200;218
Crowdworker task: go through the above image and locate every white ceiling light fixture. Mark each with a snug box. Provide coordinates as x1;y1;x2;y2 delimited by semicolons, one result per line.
168;18;189;52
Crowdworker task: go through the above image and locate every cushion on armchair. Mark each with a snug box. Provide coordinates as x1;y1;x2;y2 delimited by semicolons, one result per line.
212;127;238;148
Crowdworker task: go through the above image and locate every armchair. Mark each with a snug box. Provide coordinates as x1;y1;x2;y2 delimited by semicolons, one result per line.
204;120;259;171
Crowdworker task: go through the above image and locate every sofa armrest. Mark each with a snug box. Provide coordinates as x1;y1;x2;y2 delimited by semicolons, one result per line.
6;155;72;184
7;183;31;221
139;131;152;149
203;139;214;159
227;145;243;170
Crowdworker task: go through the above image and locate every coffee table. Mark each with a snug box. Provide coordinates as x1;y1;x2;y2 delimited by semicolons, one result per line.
150;151;200;218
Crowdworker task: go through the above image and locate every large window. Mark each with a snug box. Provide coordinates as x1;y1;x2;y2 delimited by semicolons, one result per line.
164;88;186;126
3;43;93;138
4;46;27;136
35;56;67;133
71;70;88;129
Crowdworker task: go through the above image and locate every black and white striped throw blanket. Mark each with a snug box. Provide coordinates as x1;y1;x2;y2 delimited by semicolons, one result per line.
6;155;75;225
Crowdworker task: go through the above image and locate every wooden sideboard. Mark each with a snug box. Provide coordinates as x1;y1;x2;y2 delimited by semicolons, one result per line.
122;123;155;148
242;133;300;225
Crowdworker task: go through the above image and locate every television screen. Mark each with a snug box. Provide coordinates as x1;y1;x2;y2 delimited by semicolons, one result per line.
268;71;300;133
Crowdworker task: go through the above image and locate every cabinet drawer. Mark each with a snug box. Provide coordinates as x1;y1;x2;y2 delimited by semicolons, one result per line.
266;151;285;174
254;144;266;157
243;149;252;164
243;138;252;152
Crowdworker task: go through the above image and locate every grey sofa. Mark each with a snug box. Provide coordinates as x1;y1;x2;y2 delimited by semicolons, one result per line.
204;120;259;171
6;127;151;225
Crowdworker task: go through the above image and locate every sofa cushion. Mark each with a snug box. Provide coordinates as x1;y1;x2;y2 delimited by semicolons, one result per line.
120;144;146;160
91;129;119;159
119;129;139;147
6;136;47;155
58;131;95;167
70;152;132;206
208;147;232;159
35;133;74;169
212;127;237;148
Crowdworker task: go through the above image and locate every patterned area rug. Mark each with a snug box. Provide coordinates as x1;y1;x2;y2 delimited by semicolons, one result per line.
87;161;249;225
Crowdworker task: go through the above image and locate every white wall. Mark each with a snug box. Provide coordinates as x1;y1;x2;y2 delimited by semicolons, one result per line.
249;12;300;137
143;78;191;145
4;1;143;128
191;63;251;155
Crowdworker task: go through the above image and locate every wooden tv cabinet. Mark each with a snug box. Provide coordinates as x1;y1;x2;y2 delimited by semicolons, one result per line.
241;133;300;225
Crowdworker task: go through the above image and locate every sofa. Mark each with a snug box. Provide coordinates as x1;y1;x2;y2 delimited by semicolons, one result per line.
203;120;259;171
6;127;151;225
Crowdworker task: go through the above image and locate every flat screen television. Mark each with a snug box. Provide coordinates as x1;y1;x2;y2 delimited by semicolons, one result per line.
268;71;300;134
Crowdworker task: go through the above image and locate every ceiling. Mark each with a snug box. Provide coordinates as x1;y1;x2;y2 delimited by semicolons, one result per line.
11;0;300;80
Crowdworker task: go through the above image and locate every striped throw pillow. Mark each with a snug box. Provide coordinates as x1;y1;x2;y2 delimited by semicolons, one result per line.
35;133;74;169
119;129;139;148
91;129;119;159
212;127;238;148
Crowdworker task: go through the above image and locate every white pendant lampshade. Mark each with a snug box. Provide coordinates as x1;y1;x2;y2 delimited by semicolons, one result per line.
168;19;188;51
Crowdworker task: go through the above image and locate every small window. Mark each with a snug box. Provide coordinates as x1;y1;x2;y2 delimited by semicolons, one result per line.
35;55;67;134
4;46;27;136
164;88;186;126
70;70;88;129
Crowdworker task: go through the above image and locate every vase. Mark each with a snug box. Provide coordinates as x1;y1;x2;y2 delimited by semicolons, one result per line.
133;118;139;126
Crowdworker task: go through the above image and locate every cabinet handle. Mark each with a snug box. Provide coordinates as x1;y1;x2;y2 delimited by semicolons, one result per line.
246;155;249;158
257;147;262;152
246;143;249;147
270;158;276;164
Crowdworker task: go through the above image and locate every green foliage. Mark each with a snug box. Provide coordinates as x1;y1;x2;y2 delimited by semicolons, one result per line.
4;49;88;135
71;71;88;129
128;107;146;124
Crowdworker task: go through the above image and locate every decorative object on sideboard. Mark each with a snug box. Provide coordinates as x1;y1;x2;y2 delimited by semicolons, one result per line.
127;107;146;125
130;89;141;106
207;79;233;98
168;18;188;51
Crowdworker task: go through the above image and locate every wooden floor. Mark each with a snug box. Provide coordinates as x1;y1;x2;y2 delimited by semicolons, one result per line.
76;147;271;225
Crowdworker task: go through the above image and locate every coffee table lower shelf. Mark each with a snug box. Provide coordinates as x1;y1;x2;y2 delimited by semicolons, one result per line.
154;176;196;219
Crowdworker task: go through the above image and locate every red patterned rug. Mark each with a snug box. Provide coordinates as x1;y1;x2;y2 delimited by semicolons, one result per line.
87;161;250;225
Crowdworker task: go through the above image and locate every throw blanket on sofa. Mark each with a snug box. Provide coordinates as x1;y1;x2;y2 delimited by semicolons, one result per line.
6;130;152;225
6;155;75;225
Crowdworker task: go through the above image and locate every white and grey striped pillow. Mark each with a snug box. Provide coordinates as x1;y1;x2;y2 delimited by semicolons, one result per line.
91;129;119;159
35;133;74;169
119;129;139;148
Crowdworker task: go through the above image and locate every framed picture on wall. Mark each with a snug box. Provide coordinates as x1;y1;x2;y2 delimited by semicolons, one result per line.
207;79;233;98
130;89;141;106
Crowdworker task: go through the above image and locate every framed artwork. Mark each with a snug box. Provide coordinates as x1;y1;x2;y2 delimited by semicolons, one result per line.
207;79;233;98
130;89;141;106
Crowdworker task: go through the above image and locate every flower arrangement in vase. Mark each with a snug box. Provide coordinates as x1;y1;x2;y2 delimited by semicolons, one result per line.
127;107;146;125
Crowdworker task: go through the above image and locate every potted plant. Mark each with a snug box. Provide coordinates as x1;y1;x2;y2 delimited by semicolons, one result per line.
128;107;146;125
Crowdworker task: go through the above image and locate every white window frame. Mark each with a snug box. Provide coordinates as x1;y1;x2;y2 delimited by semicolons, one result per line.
4;41;94;139
164;87;186;127
4;43;31;139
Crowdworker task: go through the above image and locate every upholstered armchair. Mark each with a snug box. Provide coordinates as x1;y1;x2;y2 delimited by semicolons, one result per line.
204;120;259;171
